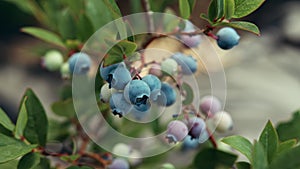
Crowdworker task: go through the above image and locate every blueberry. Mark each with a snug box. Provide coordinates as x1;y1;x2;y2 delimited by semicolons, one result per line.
108;158;129;169
128;150;142;166
187;117;206;140
131;103;151;120
43;50;64;71
171;52;197;75
156;83;176;107
180;20;202;48
166;120;188;143
216;27;240;50
112;143;131;157
142;75;161;101
109;92;133;118
60;62;70;78
124;80;151;106
99;62;120;81
109;62;132;90
199;95;222;116
68;52;91;74
212;111;233;133
160;163;176;169
161;58;178;76
182;135;199;150
100;83;116;103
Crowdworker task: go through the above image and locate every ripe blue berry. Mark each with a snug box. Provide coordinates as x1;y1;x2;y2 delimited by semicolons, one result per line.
161;58;178;76
212;111;233;133
180;20;202;48
43;50;64;71
187;117;206;140
216;27;240;50
166;120;188;143
68;52;91;74
110;92;132;118
130;105;150;120
171;52;197;75
124;80;151;106
182;135;199;150
200;95;222;116
156;83;177;107
108;158;129;169
100;62;120;81
109;62;132;90
142;75;161;101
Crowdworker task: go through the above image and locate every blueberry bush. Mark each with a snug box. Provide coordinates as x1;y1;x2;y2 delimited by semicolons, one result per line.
1;0;300;169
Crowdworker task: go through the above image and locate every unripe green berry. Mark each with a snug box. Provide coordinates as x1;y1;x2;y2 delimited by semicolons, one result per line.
43;50;64;71
160;163;176;169
212;111;233;133
100;83;117;103
112;143;131;157
60;62;70;78
161;58;178;76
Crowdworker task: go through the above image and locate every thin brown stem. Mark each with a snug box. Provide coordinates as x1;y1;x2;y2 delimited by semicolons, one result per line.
206;128;218;148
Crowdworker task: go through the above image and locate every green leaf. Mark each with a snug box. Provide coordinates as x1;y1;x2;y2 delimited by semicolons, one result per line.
15;97;28;139
0;160;18;169
200;13;213;24
104;40;137;66
33;157;50;169
47;120;71;141
217;21;260;35
103;0;122;19
233;0;265;18
258;120;278;163
224;0;235;19
252;141;268;169
182;83;194;105
85;0;114;29
277;110;300;142
0;108;15;132
51;99;75;118
193;148;238;169
17;152;40;169
102;0;127;39
23;89;48;146
0;133;37;163
188;0;196;12
269;146;300;169
179;0;191;19
76;14;95;42
208;0;224;22
58;8;77;40
277;139;297;155
21;27;65;47
236;161;251;169
221;135;253;161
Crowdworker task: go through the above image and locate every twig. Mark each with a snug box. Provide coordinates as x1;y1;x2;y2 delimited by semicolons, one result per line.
141;0;155;33
206;128;218;148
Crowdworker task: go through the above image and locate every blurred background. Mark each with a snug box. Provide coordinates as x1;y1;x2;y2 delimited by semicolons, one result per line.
0;0;300;142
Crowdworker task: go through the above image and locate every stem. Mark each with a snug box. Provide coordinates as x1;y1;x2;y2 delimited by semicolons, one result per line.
141;0;155;33
206;128;218;148
82;152;111;166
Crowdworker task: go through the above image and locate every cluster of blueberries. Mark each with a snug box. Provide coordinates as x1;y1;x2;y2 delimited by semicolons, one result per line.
99;51;200;120
166;95;233;150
